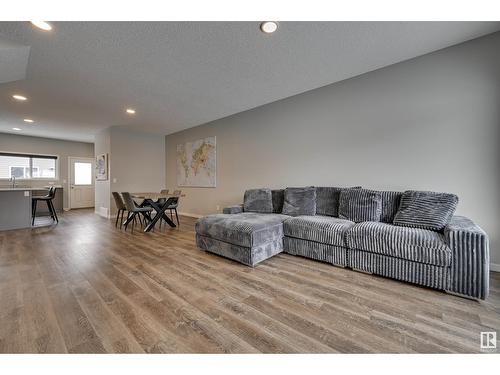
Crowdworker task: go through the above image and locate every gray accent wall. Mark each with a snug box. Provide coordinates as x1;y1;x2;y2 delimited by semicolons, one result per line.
165;31;500;266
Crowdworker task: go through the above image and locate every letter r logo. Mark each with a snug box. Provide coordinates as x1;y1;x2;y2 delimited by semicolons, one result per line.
481;332;497;349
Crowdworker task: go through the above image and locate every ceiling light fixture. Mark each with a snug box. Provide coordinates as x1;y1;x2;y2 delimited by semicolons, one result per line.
126;108;136;114
260;21;278;34
12;94;27;101
30;21;52;31
12;127;22;131
23;119;34;123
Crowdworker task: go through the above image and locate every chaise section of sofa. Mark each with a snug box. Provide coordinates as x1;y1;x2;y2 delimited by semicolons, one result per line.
195;212;289;266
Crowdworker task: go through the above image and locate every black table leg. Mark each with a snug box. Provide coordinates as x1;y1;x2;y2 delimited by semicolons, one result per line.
143;199;176;232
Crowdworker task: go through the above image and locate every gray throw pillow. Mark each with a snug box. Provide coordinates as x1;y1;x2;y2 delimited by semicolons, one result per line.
393;190;458;231
339;189;382;223
282;187;316;216
243;188;273;213
315;186;362;217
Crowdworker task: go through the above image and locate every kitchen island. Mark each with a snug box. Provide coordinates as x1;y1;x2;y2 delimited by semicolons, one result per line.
0;186;63;230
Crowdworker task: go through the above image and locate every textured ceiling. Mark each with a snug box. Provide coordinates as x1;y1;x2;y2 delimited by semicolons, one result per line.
0;21;499;142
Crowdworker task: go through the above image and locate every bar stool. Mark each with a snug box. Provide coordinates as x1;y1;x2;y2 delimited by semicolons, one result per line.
32;186;58;225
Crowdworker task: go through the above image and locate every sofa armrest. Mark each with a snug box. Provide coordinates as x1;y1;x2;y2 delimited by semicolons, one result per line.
444;216;489;299
223;204;243;214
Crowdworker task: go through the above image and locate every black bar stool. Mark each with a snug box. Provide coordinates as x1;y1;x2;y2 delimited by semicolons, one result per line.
32;186;58;225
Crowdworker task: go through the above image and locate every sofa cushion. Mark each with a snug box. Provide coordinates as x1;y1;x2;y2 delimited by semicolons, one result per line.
283;215;355;247
339;189;382;223
346;221;452;266
393;190;458;231
282;187;316;216
315;186;361;217
380;190;403;223
195;212;289;248
271;189;285;213
243;188;273;213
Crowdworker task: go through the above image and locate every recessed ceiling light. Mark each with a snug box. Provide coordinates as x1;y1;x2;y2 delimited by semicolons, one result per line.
126;108;136;114
23;119;34;123
260;21;278;34
12;94;27;101
12;127;22;131
30;21;52;31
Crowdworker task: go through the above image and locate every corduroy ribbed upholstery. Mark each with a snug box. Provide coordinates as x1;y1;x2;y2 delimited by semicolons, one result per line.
284;236;347;267
282;187;316;216
197;234;283;267
283;215;354;247
339;189;382;223
349;250;450;290
393;190;458;231
444;216;490;299
243;188;273;213
345;221;451;266
379;190;403;223
195;213;289;248
223;204;243;214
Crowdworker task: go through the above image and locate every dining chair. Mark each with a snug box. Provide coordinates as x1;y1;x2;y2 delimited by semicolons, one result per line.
112;192;127;229
167;196;180;226
32;186;58;225
121;192;153;233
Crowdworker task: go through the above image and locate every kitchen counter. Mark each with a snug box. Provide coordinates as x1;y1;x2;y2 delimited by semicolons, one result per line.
0;186;63;230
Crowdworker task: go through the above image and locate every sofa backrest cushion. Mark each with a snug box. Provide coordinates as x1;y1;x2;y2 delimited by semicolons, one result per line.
380;190;403;223
243;188;273;213
271;189;285;213
282;187;317;216
339;188;382;223
315;186;362;217
393;190;458;231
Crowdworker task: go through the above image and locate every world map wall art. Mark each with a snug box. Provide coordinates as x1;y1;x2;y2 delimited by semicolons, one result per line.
176;136;216;187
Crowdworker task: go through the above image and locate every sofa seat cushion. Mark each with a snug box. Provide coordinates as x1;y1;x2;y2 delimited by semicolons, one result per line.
283;215;355;247
346;221;452;266
195;213;289;248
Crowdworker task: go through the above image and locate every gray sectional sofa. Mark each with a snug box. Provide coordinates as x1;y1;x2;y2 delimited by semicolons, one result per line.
195;187;490;300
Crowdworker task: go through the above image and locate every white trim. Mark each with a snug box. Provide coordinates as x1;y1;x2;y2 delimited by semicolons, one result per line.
491;263;500;273
178;211;204;219
63;207;70;211
95;207;110;219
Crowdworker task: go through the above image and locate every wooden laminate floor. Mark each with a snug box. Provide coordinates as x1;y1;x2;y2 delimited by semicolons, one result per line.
1;209;499;353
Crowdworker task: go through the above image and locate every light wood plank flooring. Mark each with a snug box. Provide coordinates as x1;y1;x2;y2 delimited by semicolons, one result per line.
1;209;499;353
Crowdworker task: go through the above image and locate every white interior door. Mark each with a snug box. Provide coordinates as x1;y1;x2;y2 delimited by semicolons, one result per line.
69;157;95;209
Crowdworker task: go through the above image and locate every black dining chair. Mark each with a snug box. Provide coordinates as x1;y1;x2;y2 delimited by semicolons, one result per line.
32;186;58;225
121;192;153;233
112;192;127;229
167;196;180;226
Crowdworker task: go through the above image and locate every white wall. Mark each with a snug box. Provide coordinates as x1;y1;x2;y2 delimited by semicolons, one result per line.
0;133;94;208
165;32;500;266
94;126;166;217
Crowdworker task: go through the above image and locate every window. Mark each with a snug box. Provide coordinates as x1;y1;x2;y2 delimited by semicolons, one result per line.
74;162;92;185
0;152;58;180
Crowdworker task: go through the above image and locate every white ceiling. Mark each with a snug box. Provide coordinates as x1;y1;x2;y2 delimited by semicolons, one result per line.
0;21;499;143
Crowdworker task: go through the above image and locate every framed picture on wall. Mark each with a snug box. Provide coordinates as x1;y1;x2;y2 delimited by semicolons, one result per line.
95;153;108;181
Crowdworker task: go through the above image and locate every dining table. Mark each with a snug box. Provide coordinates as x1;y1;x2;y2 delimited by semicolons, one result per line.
128;192;186;232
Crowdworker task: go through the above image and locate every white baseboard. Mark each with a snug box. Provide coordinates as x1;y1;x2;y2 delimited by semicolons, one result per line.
178;211;204;219
95;207;110;219
63;207;70;212
491;263;500;273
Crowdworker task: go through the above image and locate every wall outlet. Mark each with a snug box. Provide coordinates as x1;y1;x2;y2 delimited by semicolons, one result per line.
63;179;67;184
24;191;30;197
112;178;117;183
216;205;220;211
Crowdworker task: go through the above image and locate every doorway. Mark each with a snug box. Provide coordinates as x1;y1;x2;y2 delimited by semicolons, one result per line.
69;157;95;209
